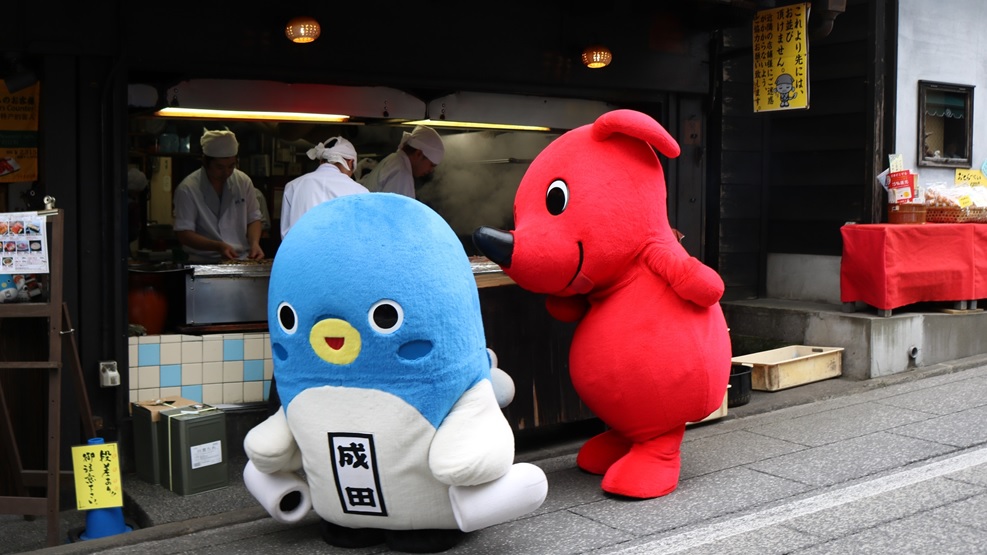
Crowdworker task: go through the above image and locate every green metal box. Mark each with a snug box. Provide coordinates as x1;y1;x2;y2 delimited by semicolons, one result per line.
159;404;228;495
132;396;198;485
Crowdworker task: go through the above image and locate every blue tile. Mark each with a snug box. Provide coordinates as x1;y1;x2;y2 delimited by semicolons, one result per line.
244;360;264;382
180;385;203;403
224;339;244;361
138;344;160;366
160;364;182;387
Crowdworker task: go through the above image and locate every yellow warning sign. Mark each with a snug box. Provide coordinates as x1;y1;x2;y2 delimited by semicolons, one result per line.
753;3;810;112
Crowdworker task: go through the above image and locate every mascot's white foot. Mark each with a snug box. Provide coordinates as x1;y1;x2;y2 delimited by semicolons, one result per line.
448;462;548;532
243;459;312;524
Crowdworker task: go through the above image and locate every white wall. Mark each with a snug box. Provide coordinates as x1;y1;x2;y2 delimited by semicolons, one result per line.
896;0;987;184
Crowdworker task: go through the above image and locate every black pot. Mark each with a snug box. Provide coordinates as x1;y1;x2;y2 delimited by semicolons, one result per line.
728;364;752;407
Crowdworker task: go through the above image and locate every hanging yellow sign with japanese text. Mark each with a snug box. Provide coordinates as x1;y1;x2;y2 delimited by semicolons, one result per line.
753;3;810;112
0;80;40;183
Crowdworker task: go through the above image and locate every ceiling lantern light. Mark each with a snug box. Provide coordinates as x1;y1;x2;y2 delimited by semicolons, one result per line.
581;45;612;69
285;16;321;44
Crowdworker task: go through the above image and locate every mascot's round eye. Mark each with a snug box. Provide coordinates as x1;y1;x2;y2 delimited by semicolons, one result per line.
369;300;404;334
277;302;298;334
546;179;569;216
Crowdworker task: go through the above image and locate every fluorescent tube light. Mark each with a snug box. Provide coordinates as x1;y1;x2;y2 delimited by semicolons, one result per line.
155;107;350;123
402;119;551;132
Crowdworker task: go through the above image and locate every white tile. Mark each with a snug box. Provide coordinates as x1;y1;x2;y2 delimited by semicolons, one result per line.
202;340;223;362
160;334;181;344
223;360;244;383
264;358;273;380
138;335;161;344
129;336;138;346
244;381;264;403
128;367;138;391
129;390;139;404
137;387;160;401
138;366;160;389
202;362;223;384
222;333;244;340
264;336;272;358
128;345;139;369
159;386;181;398
182;363;203;385
181;341;203;363
244;337;264;359
160;342;182;365
181;334;203;342
202;383;224;405
223;382;244;404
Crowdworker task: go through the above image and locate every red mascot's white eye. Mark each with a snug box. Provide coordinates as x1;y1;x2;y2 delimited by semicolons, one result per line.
546;179;569;216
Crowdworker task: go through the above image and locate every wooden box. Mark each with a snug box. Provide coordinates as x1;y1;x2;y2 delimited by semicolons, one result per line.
732;346;844;391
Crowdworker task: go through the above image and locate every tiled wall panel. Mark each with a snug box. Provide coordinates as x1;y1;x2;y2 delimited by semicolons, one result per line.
129;333;273;405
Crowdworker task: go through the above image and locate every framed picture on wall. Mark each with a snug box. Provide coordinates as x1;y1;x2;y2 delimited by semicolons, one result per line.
918;80;974;168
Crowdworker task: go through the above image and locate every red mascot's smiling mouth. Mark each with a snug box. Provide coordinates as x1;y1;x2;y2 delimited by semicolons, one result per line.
563;242;594;294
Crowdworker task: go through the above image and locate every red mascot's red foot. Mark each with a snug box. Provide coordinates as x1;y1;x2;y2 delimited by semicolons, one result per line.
473;109;732;499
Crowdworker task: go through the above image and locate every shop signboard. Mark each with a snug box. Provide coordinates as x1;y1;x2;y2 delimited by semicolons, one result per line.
0;80;40;182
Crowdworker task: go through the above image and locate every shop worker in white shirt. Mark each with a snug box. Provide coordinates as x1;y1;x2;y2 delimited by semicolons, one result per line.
280;136;368;239
359;125;444;199
173;128;265;262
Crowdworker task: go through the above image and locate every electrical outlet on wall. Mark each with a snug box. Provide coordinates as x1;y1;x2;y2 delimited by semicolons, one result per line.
99;361;120;387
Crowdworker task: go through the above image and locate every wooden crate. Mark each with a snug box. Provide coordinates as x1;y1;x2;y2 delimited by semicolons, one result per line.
688;391;728;425
731;346;844;392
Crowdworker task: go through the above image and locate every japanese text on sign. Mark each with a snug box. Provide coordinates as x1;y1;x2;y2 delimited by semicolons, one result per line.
0;80;40;182
329;432;388;516
753;3;810;112
72;442;124;510
0;211;49;275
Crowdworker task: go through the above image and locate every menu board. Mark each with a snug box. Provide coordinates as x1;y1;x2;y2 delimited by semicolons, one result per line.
0;210;49;274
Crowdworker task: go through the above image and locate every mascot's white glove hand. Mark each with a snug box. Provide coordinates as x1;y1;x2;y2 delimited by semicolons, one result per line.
243;407;302;474
487;348;515;408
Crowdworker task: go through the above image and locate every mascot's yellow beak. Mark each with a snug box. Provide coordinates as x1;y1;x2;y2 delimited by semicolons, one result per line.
310;318;362;365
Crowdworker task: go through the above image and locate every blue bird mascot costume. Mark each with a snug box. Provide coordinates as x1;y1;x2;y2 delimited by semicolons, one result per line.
243;193;547;553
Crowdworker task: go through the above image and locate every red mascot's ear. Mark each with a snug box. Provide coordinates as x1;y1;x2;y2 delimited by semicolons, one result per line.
590;109;681;159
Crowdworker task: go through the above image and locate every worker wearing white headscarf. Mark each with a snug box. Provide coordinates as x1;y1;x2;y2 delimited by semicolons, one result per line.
173;128;264;262
359;125;444;199
280;136;369;239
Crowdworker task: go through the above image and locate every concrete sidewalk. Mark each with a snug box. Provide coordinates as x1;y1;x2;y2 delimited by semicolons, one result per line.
11;353;987;554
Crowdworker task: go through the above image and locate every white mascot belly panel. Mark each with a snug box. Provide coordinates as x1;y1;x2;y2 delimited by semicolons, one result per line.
288;385;457;530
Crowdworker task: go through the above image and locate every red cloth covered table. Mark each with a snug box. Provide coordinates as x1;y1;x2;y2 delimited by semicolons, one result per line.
840;223;987;312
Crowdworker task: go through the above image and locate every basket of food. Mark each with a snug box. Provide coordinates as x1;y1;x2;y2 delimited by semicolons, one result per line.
925;206;987;223
924;184;987;223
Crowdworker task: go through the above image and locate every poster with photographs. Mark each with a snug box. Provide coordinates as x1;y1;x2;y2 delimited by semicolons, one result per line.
0;211;49;274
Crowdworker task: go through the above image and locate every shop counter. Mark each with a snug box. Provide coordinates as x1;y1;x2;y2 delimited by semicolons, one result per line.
840;223;987;315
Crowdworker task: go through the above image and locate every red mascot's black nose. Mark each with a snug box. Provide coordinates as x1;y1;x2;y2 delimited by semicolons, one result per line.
472;227;514;268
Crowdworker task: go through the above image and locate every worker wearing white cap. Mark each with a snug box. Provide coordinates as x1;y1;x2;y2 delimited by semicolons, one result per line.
280;136;369;239
173;128;265;262
359;125;444;199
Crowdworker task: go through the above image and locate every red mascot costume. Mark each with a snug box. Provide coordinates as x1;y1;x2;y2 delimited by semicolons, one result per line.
473;109;731;499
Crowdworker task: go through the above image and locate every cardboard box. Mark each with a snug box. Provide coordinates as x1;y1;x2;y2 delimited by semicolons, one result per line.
732;346;844;391
132;396;199;484
159;404;228;495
